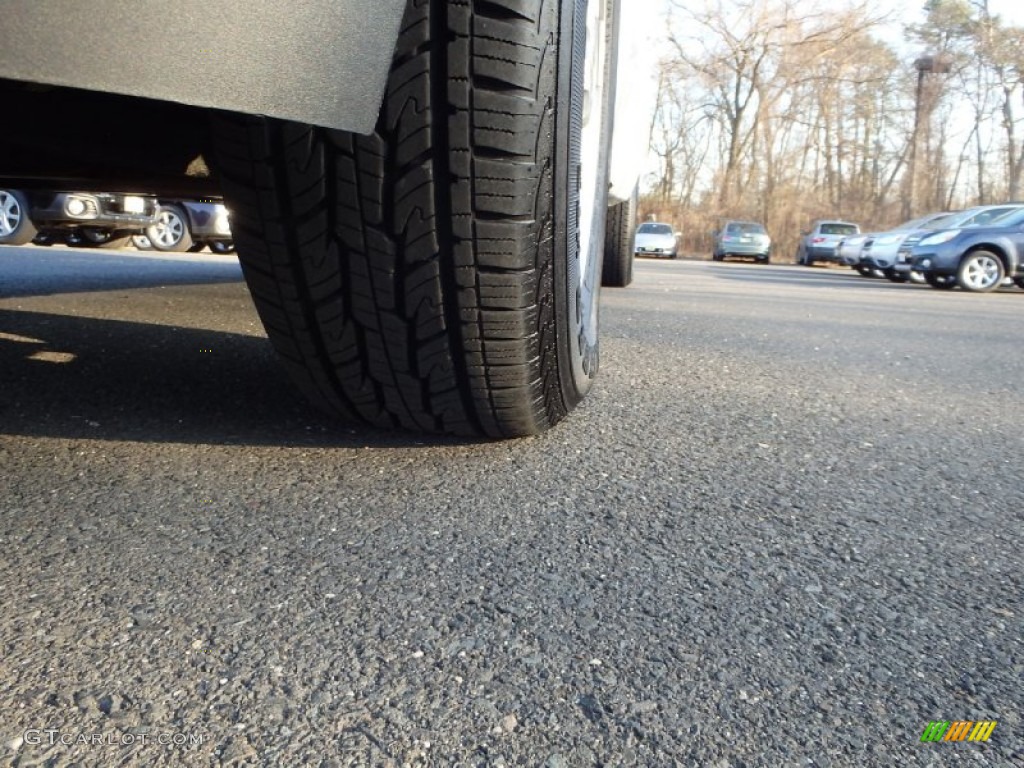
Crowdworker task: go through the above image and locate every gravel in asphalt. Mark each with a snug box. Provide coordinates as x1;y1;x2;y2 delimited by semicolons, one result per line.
1;249;1021;767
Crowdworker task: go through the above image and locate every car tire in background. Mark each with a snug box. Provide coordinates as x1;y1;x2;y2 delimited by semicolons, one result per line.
884;269;908;283
78;227;132;249
0;188;38;245
1014;277;1024;290
602;183;636;287
956;250;1004;293
209;241;235;255
925;274;956;290
213;0;618;438
132;234;153;250
146;204;194;252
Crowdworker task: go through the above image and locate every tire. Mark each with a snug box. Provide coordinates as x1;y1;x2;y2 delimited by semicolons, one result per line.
213;0;618;438
132;234;153;250
210;241;236;255
1014;277;1024;290
187;242;207;253
78;227;131;249
0;188;38;245
884;269;908;283
602;183;635;287
146;204;194;252
925;273;956;290
956;250;1005;293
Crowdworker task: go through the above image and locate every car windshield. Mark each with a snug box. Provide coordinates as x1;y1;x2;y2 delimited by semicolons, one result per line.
952;206;1021;227
921;213;963;229
725;222;766;235
819;223;858;235
896;213;952;231
988;208;1024;228
637;223;673;235
982;207;1024;227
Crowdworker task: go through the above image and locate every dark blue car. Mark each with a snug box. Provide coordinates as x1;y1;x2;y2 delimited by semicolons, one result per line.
910;208;1024;292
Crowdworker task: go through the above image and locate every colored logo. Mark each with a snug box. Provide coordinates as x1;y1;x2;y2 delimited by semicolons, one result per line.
920;721;996;742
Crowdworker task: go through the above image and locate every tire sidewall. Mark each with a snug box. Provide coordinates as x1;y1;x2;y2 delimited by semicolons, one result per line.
0;189;37;245
553;0;617;404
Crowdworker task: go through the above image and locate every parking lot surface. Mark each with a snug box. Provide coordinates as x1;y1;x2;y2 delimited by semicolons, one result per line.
1;249;1021;766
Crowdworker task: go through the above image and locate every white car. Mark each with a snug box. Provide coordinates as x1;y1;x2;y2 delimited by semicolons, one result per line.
858;212;955;281
633;222;679;259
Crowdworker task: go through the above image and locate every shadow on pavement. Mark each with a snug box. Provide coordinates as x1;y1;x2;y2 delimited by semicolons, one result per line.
0;308;470;448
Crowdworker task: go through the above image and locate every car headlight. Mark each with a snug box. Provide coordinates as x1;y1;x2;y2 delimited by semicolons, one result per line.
65;197;87;216
918;229;961;246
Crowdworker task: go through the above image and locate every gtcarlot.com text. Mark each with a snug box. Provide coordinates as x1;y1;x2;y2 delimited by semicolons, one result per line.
23;729;206;747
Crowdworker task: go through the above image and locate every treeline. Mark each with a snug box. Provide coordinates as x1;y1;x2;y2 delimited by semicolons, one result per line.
644;0;1024;260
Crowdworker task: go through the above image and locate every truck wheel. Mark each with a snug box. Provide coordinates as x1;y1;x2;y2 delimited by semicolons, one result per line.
602;183;636;287
214;0;618;437
0;189;38;246
147;205;194;252
956;250;1004;293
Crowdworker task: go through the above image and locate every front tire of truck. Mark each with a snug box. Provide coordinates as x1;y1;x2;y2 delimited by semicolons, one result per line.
214;0;619;438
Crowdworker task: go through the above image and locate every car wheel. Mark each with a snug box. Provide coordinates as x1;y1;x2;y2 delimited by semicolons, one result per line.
602;183;635;287
187;242;207;253
0;189;38;246
78;227;131;249
132;234;153;250
884;269;908;283
1014;277;1024;290
210;241;236;255
854;265;872;276
956;250;1005;293
146;204;194;252
760;256;770;264
925;274;956;290
213;0;618;438
805;257;814;267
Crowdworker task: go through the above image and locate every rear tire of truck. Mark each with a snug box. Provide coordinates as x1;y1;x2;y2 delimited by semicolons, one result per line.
213;0;619;438
602;184;636;287
0;189;38;246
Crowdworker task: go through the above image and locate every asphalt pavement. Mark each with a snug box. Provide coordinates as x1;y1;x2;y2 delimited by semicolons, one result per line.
1;247;1021;767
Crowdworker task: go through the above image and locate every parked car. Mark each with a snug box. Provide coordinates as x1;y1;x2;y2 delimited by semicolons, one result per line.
712;220;771;263
0;188;158;247
634;222;679;259
910;207;1024;292
858;212;956;282
796;220;860;266
143;200;233;253
893;203;1024;280
837;234;872;272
